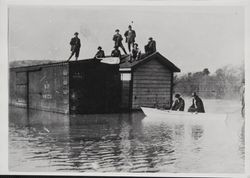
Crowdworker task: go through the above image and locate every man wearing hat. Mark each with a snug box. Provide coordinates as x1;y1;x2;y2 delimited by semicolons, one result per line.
144;37;156;55
94;46;105;59
124;25;136;52
113;29;127;55
129;43;141;63
67;32;81;61
111;46;121;58
171;93;185;111
188;92;205;113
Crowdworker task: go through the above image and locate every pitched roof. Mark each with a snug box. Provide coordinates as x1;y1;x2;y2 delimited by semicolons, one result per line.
119;51;180;72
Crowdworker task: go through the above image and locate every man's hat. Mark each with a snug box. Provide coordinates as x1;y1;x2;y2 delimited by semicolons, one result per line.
175;93;180;98
115;29;120;32
97;46;102;50
128;25;132;28
149;37;153;40
74;32;79;35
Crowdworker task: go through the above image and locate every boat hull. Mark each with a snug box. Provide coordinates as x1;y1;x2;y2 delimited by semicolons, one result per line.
141;107;227;120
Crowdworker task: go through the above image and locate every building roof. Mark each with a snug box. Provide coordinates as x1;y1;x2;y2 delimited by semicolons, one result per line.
9;58;113;72
10;52;180;73
119;52;180;72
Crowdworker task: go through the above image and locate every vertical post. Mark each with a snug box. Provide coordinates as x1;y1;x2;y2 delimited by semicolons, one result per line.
26;71;29;110
26;71;30;123
68;63;71;115
119;72;123;113
128;72;133;112
170;72;173;109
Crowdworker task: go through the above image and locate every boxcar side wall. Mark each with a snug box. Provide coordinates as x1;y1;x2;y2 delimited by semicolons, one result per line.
69;60;121;114
9;63;70;114
9;70;28;107
28;64;69;113
132;58;172;109
9;70;27;107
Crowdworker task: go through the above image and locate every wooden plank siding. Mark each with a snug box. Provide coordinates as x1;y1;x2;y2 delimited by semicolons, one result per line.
69;61;121;114
9;71;28;107
9;71;19;106
10;60;121;114
121;81;130;109
28;64;69;114
132;59;172;109
9;63;70;114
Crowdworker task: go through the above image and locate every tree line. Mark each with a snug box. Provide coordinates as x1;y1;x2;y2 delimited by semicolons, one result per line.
173;64;244;99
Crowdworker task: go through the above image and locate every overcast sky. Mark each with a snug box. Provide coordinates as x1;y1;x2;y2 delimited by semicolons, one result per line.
9;5;244;73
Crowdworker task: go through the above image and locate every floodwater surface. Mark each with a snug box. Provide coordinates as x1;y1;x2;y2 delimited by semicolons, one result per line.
9;99;244;173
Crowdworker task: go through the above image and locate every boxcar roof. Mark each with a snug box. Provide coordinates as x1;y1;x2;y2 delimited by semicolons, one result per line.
9;52;180;72
9;58;113;72
119;52;180;72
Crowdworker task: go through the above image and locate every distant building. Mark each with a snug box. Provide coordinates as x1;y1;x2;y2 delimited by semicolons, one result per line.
119;52;180;110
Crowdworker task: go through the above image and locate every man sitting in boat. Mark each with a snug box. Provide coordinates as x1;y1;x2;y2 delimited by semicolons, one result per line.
171;94;185;111
188;92;205;113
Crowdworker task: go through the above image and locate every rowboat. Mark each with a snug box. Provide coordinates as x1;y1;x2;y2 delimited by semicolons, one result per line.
141;107;227;120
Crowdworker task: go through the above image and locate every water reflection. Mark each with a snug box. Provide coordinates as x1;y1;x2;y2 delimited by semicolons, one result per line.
191;125;204;140
9;104;244;173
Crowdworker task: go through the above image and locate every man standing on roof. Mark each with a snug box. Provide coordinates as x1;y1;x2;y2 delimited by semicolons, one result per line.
113;29;127;55
111;46;121;58
67;32;81;61
144;37;156;55
171;93;185;111
124;25;136;52
129;43;141;63
94;46;105;59
188;92;205;113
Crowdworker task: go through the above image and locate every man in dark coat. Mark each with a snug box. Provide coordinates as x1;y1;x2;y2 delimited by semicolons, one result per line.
111;46;121;58
124;25;136;52
113;29;127;55
144;37;156;55
67;32;81;61
171;93;185;111
129;43;141;63
94;46;105;58
188;92;205;113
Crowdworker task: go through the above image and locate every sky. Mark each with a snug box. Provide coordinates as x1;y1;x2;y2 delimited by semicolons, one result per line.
9;5;244;73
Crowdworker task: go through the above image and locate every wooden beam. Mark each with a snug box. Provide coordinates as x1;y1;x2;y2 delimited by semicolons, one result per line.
170;72;173;109
129;72;134;111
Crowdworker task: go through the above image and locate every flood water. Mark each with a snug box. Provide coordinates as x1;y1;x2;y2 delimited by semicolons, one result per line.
9;99;244;173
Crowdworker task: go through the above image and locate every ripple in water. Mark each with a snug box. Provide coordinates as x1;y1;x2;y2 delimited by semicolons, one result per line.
9;99;244;173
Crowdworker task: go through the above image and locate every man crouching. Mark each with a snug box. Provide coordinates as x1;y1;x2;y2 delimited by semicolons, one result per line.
188;92;205;113
171;93;185;111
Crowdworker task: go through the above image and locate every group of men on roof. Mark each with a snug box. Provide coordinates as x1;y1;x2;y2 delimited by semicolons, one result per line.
171;92;205;113
66;28;206;113
67;25;157;62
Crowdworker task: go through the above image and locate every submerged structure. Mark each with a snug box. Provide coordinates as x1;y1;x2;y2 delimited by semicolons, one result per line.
9;52;180;114
9;59;121;114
